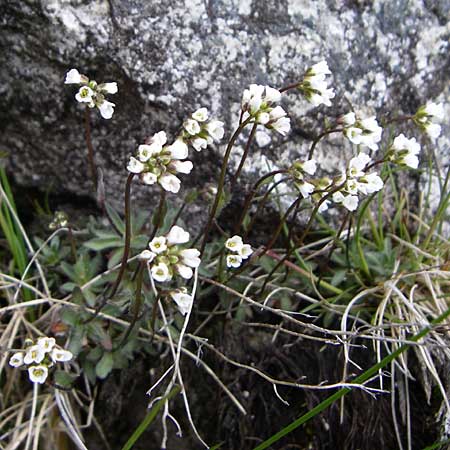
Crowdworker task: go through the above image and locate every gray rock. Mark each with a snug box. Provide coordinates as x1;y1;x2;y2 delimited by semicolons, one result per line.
0;0;449;219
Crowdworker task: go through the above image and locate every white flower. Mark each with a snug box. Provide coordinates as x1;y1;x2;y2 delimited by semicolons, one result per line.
138;144;161;162
309;60;331;77
127;157;145;174
255;130;271;147
298;181;315;199
75;86;94;103
191;137;208;152
151;263;170;282
170;291;193;315
301;159;317;175
402;153;419;169
270;116;291;136
318;199;330;213
342;195;359;211
390;134;421;168
309;90;335;107
358;117;382;150
50;348;73;362
264;86;282;103
424;122;441;140
423;102;444;121
170;160;193;174
176;264;193;279
307;79;335;107
167;139;189;159
166;226;190;245
205;120;225;142
342;112;356;126
269;106;287;121
225;235;244;252
239;244;253;259
227;254;242;268
149;236;167;254
9;352;24;368
333;192;359;211
184;119;201;135
179;248;201;268
192;107;209;122
65;68;83;84
257;112;270;125
242;84;265;114
159;173;181;193
152;131;167;147
99;82;118;94
301;61;334;107
344;126;363;144
344;116;382;151
98;100;115;119
139;250;156;261
37;337;56;353
28;365;48;384
24;345;45;365
141;172;158;185
358;173;384;194
349;153;371;177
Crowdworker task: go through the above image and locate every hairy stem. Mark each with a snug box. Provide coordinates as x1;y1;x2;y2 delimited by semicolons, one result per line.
234;169;288;235
84;107;98;190
108;173;135;299
199;117;252;256
308;128;343;159
231;122;258;188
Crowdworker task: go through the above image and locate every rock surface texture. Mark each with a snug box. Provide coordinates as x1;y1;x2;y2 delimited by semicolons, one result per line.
0;0;449;212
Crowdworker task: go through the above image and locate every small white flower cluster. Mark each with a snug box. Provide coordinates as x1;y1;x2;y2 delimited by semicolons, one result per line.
388;134;421;169
64;68;117;119
241;85;291;136
9;337;73;384
290;159;318;199
139;226;200;282
332;153;384;211
183;107;225;151
299;60;335;107
49;210;69;230
127;131;192;193
413;102;444;140
342;112;383;151
225;235;253;268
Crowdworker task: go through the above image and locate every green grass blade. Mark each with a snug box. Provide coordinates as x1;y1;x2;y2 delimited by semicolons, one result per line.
120;386;180;450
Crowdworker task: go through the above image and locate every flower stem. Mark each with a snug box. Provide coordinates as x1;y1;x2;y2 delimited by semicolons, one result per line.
308;128;343;159
84;107;98;190
149;190;167;242
108;173;135;299
230;122;258;188
115;260;145;350
242;177;290;239
199;117;252;256
234;169;288;235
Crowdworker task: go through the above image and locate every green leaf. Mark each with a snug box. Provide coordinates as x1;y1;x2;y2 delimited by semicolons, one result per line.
84;236;123;251
105;202;125;234
95;352;114;379
214;187;231;219
61;308;80;327
54;370;77;387
330;269;347;287
68;325;86;356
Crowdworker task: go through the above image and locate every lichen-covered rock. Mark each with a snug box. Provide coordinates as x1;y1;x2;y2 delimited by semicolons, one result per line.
0;0;448;215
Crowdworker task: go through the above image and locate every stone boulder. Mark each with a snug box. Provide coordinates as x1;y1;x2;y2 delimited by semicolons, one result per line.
0;0;448;218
